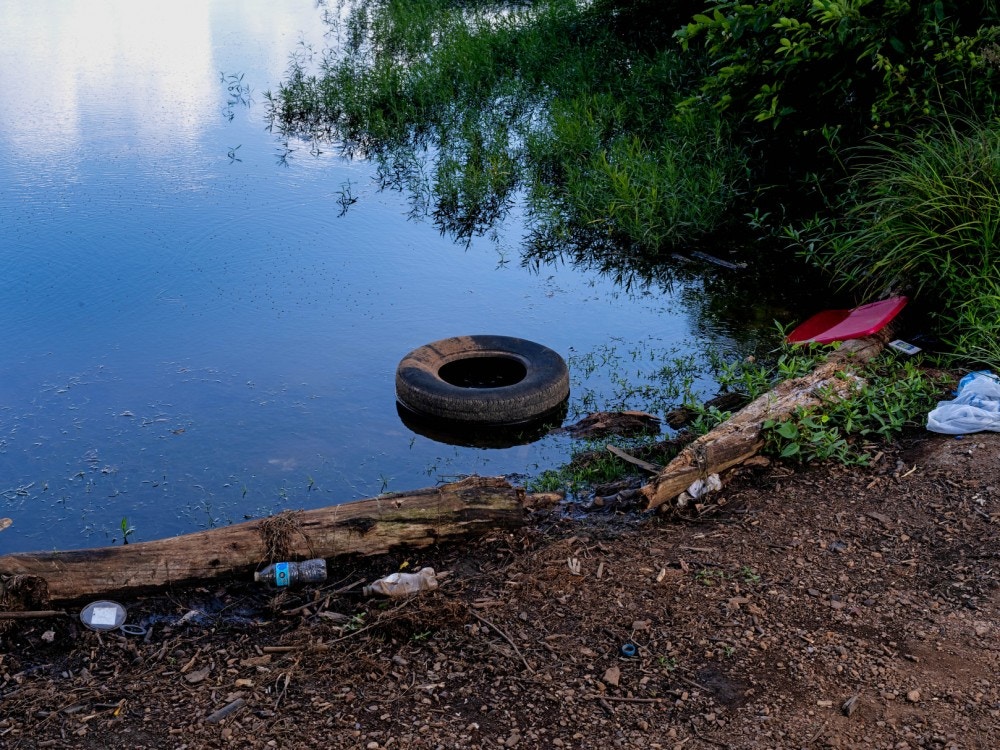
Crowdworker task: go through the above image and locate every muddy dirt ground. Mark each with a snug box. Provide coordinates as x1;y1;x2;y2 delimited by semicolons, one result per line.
2;430;999;749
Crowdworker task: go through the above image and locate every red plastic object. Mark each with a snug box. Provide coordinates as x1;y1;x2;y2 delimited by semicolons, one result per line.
786;296;908;345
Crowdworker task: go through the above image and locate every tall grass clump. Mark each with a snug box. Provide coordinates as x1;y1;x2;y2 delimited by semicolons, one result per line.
799;119;1000;368
267;0;746;249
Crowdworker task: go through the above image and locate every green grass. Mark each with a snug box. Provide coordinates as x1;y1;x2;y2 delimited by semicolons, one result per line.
793;118;1000;369
267;0;746;249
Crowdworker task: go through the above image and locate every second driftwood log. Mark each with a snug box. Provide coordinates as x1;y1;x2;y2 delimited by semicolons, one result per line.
640;335;888;511
0;476;539;604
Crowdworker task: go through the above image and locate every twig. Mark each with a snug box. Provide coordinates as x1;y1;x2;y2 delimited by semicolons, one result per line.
469;610;535;674
262;644;331;654
676;674;712;693
0;611;67;619
586;694;668;704
606;445;662;474
808;718;831;744
688;720;729;748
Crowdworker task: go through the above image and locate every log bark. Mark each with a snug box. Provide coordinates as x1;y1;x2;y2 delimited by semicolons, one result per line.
641;335;888;511
0;476;530;604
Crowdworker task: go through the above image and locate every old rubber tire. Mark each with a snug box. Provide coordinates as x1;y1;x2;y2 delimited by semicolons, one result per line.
395;335;570;425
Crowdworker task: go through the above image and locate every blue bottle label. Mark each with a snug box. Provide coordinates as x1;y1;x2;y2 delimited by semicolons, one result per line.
275;562;290;587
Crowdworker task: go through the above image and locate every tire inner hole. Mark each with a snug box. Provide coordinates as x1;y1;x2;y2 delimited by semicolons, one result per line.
439;355;527;389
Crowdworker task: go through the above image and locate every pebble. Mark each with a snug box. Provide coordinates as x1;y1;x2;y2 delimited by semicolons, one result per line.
907;690;921;703
602;666;621;687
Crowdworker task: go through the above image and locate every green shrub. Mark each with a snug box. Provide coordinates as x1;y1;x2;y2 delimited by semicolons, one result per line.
678;1;1000;132
795;118;1000;368
268;0;746;249
762;357;945;465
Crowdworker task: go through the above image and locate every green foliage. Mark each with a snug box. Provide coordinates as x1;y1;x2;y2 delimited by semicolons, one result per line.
714;341;831;399
678;1;1000;134
795;118;1000;369
761;357;944;465
528;444;644;495
120;516;135;544
268;0;746;249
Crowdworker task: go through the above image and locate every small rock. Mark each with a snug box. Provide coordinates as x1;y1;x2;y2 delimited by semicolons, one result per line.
184;668;210;685
842;695;860;717
603;666;621;687
906;690;921;703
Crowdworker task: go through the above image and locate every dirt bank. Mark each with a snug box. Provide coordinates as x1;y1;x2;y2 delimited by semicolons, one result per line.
2;431;999;749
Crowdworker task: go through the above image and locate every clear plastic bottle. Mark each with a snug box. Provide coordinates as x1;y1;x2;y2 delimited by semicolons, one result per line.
254;558;328;588
363;567;438;598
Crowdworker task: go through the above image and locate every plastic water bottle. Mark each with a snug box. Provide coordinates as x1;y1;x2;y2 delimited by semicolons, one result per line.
363;567;438;597
254;559;328;588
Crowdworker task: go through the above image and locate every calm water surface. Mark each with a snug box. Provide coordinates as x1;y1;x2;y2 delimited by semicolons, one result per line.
0;1;789;552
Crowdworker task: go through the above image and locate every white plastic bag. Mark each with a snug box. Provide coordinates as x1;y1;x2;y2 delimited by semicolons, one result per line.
926;371;1000;435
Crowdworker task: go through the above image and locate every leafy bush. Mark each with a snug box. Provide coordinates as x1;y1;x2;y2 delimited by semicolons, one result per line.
678;1;1000;132
268;0;746;249
762;357;945;465
794;118;1000;369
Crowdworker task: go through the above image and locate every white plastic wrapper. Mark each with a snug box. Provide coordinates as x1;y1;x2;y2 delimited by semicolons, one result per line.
926;371;1000;435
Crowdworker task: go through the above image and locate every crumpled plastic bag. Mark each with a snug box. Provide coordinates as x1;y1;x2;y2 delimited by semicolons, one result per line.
676;473;722;507
926;371;1000;435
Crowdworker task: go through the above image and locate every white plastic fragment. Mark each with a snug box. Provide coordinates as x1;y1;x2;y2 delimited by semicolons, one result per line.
926;371;1000;435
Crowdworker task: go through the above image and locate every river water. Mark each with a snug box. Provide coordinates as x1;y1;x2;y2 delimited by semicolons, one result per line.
0;0;809;552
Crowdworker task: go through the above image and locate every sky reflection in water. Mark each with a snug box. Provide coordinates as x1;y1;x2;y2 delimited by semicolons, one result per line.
0;0;760;552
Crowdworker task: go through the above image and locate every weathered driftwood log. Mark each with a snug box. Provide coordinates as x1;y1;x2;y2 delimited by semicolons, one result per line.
641;335;888;511
0;476;536;604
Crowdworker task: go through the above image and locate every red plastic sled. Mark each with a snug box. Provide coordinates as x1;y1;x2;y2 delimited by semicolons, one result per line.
786;296;908;345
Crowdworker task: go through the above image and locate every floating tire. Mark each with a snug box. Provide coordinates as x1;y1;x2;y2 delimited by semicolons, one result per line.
395;335;570;425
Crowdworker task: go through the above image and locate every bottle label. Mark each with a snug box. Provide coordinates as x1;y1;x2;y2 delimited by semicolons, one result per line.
275;562;290;587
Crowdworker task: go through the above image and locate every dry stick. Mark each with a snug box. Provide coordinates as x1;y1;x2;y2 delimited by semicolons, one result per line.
808;718;831;745
0;611;66;619
586;694;669;704
688;720;729;749
606;445;662;474
469;610;535;674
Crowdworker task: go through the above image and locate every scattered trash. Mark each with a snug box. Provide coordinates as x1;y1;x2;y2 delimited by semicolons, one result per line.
677;473;722;506
205;697;247;725
619;642;638;658
120;624;147;637
0;518;11;532
926;371;1000;435
79;600;127;632
363;567;438;597
786;296;908;344
255;558;328;588
889;339;921;355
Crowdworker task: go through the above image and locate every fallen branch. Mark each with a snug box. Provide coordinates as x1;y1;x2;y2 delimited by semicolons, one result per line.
0;610;67;620
0;476;532;604
641;335;887;511
470;610;535;674
606;445;662;474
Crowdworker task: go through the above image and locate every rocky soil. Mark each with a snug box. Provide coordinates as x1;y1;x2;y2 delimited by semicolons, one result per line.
2;431;999;749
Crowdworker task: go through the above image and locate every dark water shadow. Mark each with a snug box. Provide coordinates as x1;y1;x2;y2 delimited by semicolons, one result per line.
396;400;568;449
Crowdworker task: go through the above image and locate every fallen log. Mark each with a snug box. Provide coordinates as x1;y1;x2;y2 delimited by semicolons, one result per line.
640;335;888;511
0;476;534;604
